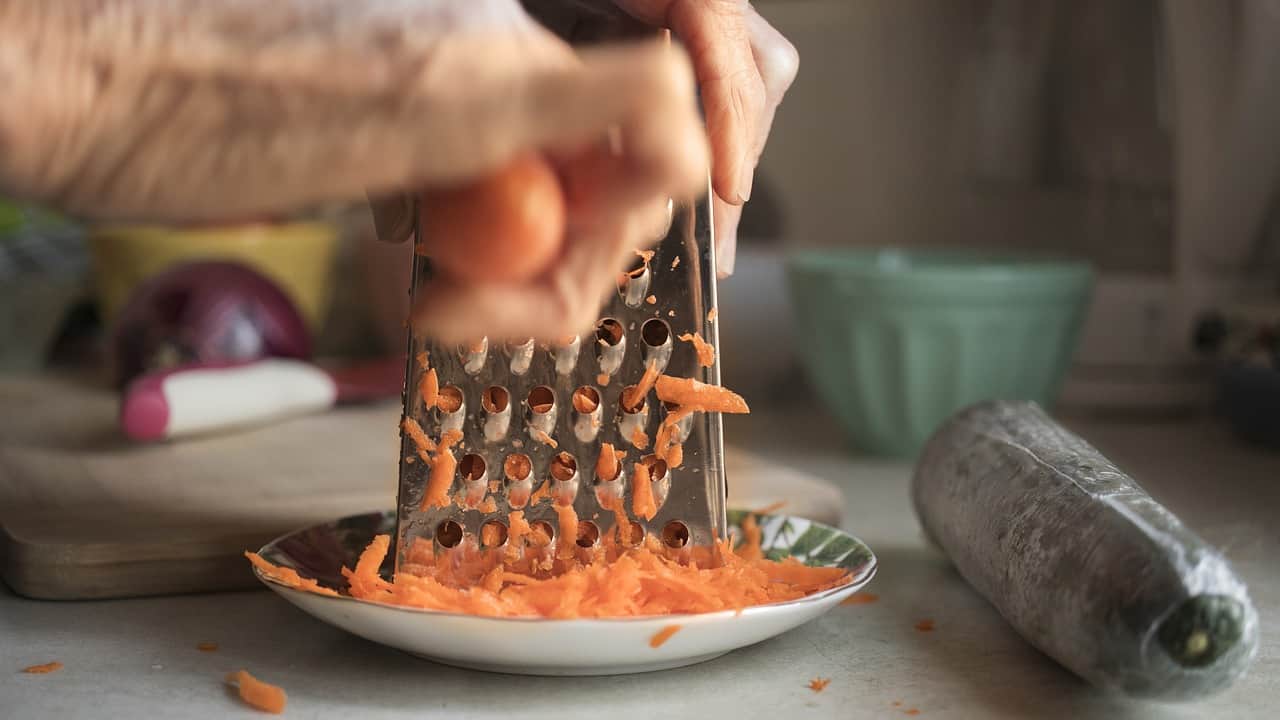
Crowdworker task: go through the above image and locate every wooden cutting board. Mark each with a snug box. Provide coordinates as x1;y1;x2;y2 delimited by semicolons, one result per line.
0;375;843;600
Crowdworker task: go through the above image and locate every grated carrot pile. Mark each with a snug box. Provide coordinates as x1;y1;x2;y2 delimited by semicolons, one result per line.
248;523;849;619
226;669;287;715
677;332;715;367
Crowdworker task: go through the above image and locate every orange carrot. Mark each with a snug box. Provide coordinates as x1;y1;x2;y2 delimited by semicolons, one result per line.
532;428;558;449
677;332;715;367
655;376;748;414
632;461;656;520
596;442;622;481
245;552;339;596
226;670;287;715
649;624;682;648
666;442;684;469
841;592;879;606
915;619;935;633
22;662;62;674
807;677;831;693
738;514;763;561
623;360;660;412
645;295;657;305
597;373;610;387
422;429;463;509
401;417;435;460
631;427;650;450
420;368;439;410
196;642;219;652
554;503;579;559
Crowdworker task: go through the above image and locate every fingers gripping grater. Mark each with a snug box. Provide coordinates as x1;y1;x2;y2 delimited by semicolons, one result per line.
394;189;727;569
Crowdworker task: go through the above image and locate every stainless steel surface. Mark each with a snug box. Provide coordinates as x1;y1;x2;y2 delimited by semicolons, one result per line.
395;188;725;567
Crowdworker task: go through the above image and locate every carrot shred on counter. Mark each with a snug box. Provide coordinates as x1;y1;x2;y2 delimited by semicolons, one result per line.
420;368;440;410
197;642;219;652
649;624;682;648
677;332;716;368
915;619;935;633
421;429;463;510
246;552;339;596
808;677;831;693
654;376;748;414
842;592;879;606
245;531;851;619
21;662;62;674
226;669;287;715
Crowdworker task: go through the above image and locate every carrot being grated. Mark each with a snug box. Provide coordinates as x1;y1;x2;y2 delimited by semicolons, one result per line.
246;552;339;596
808;677;832;692
226;669;287;715
649;624;682;648
22;662;62;674
677;332;715;367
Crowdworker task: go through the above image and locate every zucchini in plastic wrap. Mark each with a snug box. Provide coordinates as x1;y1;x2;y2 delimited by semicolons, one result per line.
912;401;1258;700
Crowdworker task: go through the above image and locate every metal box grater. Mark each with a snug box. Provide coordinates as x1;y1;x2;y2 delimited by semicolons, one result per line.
394;187;726;570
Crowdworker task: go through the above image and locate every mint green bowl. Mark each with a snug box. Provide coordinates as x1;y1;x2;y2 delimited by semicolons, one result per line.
786;248;1094;457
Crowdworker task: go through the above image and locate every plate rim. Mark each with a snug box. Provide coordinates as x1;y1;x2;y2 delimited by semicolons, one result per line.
252;509;878;626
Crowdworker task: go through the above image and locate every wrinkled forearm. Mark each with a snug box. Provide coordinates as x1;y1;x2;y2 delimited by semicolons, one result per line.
0;0;528;222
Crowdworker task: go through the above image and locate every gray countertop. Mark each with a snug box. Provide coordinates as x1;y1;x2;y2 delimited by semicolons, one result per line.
3;408;1277;718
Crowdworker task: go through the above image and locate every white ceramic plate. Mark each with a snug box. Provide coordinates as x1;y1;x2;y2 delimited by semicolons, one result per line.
252;510;876;676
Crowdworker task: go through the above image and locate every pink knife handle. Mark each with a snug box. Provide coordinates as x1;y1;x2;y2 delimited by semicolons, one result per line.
120;358;338;441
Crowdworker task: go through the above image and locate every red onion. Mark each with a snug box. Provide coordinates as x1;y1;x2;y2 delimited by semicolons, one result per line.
112;260;311;387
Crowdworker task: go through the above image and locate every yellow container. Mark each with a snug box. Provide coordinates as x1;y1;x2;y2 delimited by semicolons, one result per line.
88;222;339;332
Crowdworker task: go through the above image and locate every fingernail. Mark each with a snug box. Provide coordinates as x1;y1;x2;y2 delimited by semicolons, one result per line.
736;159;754;204
717;228;737;279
